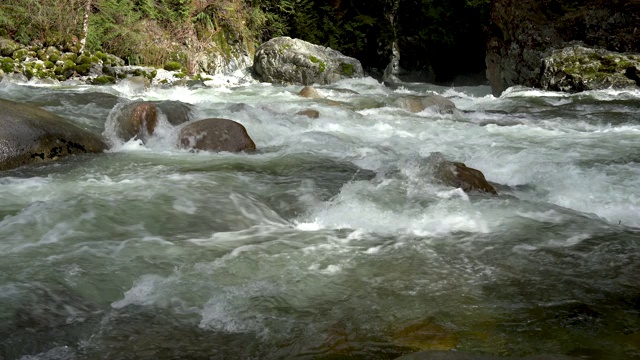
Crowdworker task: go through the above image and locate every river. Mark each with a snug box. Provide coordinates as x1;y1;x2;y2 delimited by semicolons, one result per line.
0;76;639;359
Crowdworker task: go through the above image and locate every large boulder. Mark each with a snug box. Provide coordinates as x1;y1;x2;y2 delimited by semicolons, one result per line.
486;0;640;95
428;153;497;194
178;118;256;153
114;101;192;143
253;37;364;85
0;98;107;171
540;45;640;92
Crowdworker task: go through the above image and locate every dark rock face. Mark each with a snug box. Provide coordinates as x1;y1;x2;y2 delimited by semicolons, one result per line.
253;37;364;85
114;101;192;143
0;98;107;171
178;118;256;153
486;0;640;95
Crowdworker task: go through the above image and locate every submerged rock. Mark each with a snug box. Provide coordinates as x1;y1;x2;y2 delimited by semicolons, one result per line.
394;95;457;114
296;109;320;119
178;118;256;153
253;36;364;85
540;45;640;92
298;86;323;99
428;152;497;194
0;98;107;171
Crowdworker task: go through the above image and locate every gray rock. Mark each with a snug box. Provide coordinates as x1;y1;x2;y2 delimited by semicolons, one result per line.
253;37;364;85
0;98;107;171
178;118;256;153
540;45;640;92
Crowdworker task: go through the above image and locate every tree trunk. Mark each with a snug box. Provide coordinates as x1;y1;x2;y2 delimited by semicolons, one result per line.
79;0;92;54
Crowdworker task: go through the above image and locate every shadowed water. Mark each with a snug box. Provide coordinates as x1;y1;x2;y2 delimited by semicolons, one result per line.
0;77;639;360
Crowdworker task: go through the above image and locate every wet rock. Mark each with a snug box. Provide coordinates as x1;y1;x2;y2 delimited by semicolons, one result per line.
428;152;497;194
118;76;150;94
296;109;320;119
394;95;457;114
114;101;159;142
540;45;640;92
114;101;192;143
253;36;364;85
0;98;107;171
178;118;256;153
298;86;323;99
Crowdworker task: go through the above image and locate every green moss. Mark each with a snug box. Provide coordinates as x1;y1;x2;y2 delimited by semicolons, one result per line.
117;72;127;79
92;75;116;85
147;70;157;80
164;61;182;71
173;72;186;79
309;56;326;73
24;67;34;79
76;55;92;65
12;48;28;61
94;52;107;61
1;58;14;73
43;60;54;69
61;53;77;63
76;63;91;76
340;62;355;76
49;54;59;63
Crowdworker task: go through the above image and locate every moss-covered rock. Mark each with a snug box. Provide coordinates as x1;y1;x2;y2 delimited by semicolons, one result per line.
254;37;364;85
92;75;116;85
12;48;28;61
541;45;640;92
76;55;92;65
1;57;14;73
76;63;91;76
0;38;20;57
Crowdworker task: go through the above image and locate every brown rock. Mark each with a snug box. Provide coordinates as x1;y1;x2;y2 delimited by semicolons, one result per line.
0;98;107;171
429;152;497;194
115;101;158;142
298;86;323;99
296;109;320;119
395;95;457;114
178;118;256;153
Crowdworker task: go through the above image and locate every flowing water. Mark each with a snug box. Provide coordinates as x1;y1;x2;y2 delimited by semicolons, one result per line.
0;76;639;360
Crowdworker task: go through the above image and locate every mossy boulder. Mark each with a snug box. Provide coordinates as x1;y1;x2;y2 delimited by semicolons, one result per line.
0;38;20;57
0;98;107;171
254;37;364;85
540;45;640;92
92;75;116;85
178;118;256;153
1;57;15;73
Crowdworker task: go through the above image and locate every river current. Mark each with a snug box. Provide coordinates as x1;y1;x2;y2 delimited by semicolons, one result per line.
0;75;639;360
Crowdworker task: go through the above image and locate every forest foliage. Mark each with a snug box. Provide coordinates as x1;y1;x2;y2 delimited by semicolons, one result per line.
0;0;491;80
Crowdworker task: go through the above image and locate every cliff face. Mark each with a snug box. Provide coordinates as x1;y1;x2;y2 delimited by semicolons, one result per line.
486;0;640;95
